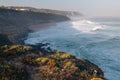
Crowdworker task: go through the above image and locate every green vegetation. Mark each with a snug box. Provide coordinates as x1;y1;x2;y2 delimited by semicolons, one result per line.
91;77;104;80
0;45;32;59
2;45;32;52
50;51;75;60
0;7;104;80
35;57;56;67
0;45;104;80
22;54;37;65
0;59;28;80
63;60;76;69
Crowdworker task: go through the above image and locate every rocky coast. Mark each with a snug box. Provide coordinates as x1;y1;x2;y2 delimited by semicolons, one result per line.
0;7;104;80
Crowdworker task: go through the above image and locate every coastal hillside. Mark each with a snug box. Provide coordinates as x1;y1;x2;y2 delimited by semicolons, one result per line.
0;6;104;80
0;31;104;80
0;44;104;80
0;8;70;43
0;6;82;17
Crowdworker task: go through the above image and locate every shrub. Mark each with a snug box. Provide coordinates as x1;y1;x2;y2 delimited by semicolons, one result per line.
60;53;71;59
64;61;73;68
91;77;104;80
50;51;74;60
35;57;56;67
35;57;49;63
48;59;56;67
0;59;28;80
2;45;32;53
22;55;37;65
81;70;90;77
0;45;33;59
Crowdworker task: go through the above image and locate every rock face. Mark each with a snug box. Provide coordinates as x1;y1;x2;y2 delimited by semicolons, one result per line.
0;8;70;43
0;44;104;80
0;34;12;46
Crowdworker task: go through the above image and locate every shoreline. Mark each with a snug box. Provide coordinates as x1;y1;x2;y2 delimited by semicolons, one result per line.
0;8;105;80
20;22;59;44
0;23;104;80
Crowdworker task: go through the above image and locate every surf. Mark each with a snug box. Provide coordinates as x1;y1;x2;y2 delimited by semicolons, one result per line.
72;20;105;33
25;18;120;80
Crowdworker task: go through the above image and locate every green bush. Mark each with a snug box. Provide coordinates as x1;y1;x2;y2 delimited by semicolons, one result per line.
50;51;74;60
0;59;28;80
35;57;56;67
91;77;104;80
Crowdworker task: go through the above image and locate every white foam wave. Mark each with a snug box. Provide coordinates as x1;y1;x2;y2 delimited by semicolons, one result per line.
72;20;105;33
92;26;105;31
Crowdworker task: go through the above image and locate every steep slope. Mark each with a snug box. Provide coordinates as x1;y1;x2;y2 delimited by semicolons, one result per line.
0;34;12;46
0;8;70;43
0;44;104;80
0;7;104;80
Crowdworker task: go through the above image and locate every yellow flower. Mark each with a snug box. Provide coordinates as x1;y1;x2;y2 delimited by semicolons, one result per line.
91;78;104;80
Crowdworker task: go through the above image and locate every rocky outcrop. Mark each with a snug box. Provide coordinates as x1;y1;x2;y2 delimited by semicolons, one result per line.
0;34;12;46
0;44;104;80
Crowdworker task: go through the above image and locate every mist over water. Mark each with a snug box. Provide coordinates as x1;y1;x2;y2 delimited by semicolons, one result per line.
25;17;120;80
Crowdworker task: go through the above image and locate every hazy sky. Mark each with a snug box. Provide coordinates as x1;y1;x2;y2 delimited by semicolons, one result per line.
0;0;120;17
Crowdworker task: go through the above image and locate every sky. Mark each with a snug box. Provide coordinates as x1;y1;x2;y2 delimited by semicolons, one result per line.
0;0;120;17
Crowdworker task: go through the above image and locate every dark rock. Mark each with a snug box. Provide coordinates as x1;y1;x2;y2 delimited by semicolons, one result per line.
0;34;12;46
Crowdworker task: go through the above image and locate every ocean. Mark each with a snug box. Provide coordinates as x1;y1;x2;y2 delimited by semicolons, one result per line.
25;17;120;80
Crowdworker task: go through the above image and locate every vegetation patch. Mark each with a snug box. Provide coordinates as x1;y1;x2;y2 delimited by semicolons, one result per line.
91;77;104;80
0;59;28;80
0;44;104;80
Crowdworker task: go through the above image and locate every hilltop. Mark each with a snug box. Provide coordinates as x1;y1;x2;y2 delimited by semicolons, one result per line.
0;6;82;17
0;44;104;80
0;31;104;80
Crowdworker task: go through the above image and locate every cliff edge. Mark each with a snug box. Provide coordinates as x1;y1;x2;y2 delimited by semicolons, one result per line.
0;8;70;43
0;7;104;80
0;44;104;80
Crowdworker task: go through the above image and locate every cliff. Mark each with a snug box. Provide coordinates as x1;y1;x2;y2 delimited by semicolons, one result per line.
0;8;70;43
0;34;12;46
0;6;104;80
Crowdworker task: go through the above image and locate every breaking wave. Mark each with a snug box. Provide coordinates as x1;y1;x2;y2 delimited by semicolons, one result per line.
25;18;120;80
72;20;105;33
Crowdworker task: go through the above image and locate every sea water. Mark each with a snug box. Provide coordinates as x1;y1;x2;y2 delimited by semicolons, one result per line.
25;17;120;80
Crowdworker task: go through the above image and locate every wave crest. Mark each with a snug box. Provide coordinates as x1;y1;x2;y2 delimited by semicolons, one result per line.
72;20;105;33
